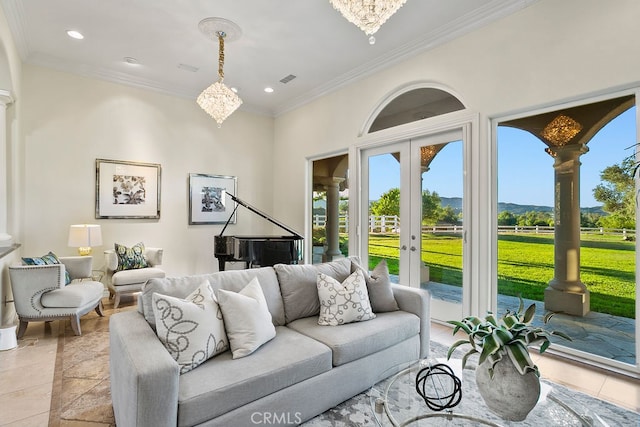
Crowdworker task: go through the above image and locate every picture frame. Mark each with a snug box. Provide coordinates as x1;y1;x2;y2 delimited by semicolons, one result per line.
96;158;161;219
189;174;237;225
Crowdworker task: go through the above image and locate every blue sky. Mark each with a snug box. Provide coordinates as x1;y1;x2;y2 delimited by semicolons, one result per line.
369;107;636;208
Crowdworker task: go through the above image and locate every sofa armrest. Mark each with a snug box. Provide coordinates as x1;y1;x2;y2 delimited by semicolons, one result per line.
104;250;118;273
9;264;65;316
59;256;92;280
145;248;163;267
110;311;179;427
391;284;431;359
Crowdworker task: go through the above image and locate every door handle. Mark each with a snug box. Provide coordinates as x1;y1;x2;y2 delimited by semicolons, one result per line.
410;246;416;251
401;245;407;250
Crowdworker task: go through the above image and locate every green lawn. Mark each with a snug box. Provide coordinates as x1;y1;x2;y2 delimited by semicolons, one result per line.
366;232;636;319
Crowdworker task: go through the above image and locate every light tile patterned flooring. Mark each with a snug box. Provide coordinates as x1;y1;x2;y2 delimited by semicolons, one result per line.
1;300;639;426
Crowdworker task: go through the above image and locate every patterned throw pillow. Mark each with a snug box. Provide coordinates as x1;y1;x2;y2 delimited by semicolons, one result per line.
115;242;148;271
152;281;229;374
22;251;71;285
317;269;376;326
216;277;276;359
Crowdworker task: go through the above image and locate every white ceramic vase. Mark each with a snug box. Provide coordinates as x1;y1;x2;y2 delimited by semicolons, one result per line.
475;357;541;421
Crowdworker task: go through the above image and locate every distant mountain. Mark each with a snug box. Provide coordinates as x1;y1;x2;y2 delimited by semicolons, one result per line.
440;197;605;215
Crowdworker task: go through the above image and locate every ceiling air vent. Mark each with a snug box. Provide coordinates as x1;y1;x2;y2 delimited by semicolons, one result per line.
178;63;199;72
279;74;296;84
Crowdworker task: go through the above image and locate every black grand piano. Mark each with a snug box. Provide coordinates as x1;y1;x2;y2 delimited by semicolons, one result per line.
214;194;303;271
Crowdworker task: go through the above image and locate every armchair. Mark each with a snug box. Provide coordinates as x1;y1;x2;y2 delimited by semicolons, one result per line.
8;256;105;338
104;247;165;308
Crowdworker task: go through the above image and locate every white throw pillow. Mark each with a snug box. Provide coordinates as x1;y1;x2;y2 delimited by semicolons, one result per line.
216;277;276;359
317;269;376;326
152;281;228;374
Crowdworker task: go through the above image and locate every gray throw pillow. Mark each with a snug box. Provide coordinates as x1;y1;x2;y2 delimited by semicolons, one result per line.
351;258;399;312
274;258;352;323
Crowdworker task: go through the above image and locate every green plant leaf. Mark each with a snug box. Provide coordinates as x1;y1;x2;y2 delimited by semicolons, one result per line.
505;341;537;376
461;348;478;369
551;330;572;341
446;339;470;359
523;303;536;324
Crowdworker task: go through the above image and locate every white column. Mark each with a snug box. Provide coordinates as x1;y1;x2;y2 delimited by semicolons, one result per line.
0;90;14;247
544;143;590;316
318;177;345;262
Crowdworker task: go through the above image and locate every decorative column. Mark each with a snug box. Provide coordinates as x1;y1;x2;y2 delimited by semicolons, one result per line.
319;177;345;262
0;90;14;247
544;143;590;316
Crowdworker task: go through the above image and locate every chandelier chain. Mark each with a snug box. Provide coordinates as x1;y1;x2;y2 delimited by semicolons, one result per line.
218;33;225;81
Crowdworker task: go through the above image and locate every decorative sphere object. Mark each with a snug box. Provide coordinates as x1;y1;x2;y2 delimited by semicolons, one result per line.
415;363;462;411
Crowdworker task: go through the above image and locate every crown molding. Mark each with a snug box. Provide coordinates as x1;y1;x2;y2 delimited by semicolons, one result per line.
273;0;539;117
2;0;538;119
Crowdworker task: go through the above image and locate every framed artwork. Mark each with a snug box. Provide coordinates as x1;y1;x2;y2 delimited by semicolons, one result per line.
96;158;161;219
189;174;237;225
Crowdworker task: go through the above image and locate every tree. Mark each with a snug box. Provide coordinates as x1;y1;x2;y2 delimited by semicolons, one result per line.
593;157;636;229
498;211;517;226
436;205;461;224
422;189;441;225
370;188;400;217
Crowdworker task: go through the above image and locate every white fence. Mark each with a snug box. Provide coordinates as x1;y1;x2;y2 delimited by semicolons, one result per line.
313;215;635;238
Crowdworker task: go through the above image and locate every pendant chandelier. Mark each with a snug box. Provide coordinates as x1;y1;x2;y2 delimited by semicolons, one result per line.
197;18;243;127
329;0;408;44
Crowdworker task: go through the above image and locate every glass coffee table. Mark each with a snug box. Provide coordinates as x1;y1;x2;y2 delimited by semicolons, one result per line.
369;359;606;426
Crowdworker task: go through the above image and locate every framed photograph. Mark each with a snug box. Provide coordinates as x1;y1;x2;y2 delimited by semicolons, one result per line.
96;158;161;219
189;174;237;225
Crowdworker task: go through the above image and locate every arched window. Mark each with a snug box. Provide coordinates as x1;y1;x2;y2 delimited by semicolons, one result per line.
369;87;465;133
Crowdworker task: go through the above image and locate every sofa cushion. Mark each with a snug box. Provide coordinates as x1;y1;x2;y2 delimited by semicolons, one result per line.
216;277;276;359
274;258;352;323
152;281;228;374
177;326;332;426
41;281;103;308
140;267;285;329
287;311;420;366
115;242;148;271
111;267;166;286
317;269;375;326
351;258;399;312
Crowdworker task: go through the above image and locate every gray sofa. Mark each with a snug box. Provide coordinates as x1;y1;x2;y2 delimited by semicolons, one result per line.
109;258;430;427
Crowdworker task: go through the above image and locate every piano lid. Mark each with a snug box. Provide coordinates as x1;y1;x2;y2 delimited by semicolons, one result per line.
219;193;303;239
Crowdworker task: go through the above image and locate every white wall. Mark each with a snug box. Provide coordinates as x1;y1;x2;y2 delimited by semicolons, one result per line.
4;0;640;325
273;0;640;248
20;65;275;277
0;4;22;326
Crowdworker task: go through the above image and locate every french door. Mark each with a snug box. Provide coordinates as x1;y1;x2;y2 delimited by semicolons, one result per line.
359;128;468;321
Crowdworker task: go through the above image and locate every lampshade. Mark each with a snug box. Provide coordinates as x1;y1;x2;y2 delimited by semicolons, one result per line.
329;0;408;44
68;224;103;256
197;18;243;127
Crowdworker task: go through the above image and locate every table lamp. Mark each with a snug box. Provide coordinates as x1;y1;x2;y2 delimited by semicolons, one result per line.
68;224;103;256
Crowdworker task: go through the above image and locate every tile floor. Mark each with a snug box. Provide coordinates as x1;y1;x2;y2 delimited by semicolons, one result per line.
1;303;639;426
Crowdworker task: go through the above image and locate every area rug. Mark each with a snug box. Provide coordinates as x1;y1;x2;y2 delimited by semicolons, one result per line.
48;301;639;426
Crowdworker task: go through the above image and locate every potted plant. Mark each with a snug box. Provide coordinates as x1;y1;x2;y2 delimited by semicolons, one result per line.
446;296;571;421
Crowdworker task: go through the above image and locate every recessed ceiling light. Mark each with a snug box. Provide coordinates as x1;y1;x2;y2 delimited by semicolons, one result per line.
264;87;274;93
123;57;139;65
66;30;84;40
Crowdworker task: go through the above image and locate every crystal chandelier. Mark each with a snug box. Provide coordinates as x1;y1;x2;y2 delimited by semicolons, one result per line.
197;19;243;127
541;114;583;146
329;0;408;44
